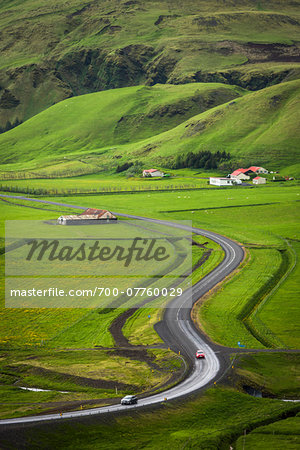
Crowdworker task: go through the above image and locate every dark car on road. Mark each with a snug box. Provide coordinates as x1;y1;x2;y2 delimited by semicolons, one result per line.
121;395;138;405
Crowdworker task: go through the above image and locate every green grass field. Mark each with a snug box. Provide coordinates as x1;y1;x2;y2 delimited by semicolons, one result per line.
234;352;300;398
235;415;300;449
0;386;298;449
254;241;300;348
0;193;214;350
1;182;299;350
198;247;283;348
0;171;217;194
24;181;297;349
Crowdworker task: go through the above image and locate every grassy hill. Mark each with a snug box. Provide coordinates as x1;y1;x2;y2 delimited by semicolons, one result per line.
0;0;299;128
0;79;299;176
0;82;246;174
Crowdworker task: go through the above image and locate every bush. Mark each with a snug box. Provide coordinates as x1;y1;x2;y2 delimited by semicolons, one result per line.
116;162;133;173
174;150;230;170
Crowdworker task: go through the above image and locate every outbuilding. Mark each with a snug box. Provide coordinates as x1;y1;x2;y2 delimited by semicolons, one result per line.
57;209;117;225
210;177;237;186
253;176;266;185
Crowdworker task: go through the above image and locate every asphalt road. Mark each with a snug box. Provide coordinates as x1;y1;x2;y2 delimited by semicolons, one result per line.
0;195;244;425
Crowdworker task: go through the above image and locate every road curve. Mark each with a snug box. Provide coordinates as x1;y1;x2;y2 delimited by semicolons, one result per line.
0;195;244;425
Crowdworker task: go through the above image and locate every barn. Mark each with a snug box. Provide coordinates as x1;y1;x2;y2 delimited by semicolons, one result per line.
57;209;117;225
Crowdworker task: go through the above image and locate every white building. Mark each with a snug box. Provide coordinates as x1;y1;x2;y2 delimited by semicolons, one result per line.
143;169;164;177
231;172;250;181
210;177;239;186
253;176;266;185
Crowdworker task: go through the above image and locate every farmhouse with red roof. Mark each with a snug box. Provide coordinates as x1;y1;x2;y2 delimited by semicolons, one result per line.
231;168;252;180
143;169;164;177
231;165;268;180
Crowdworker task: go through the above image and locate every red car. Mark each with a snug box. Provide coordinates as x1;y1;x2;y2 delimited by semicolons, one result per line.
195;350;205;359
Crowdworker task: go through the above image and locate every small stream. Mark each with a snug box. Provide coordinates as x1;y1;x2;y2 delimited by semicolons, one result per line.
19;386;69;393
244;385;300;401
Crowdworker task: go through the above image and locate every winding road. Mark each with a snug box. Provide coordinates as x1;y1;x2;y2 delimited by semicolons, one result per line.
0;195;244;425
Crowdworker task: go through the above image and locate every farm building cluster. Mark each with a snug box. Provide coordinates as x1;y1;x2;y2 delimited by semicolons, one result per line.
57;208;117;225
210;166;268;187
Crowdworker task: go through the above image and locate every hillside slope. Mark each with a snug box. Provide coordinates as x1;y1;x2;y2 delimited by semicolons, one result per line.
134;79;300;171
0;82;245;169
0;0;299;128
0;80;298;176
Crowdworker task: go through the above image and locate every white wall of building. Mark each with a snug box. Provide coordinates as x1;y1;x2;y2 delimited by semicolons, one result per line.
253;177;266;184
210;177;234;186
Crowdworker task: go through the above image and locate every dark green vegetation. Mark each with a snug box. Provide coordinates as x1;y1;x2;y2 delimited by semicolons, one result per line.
1;0;300;129
174;149;231;170
233;352;300;398
0;387;299;449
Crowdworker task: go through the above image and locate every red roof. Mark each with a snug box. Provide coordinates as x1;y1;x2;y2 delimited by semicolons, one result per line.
248;166;261;172
144;169;159;173
253;176;261;180
231;168;249;176
80;208;105;215
79;209;111;218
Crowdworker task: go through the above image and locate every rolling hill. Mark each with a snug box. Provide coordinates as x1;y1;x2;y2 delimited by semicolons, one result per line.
0;0;300;129
0;79;298;176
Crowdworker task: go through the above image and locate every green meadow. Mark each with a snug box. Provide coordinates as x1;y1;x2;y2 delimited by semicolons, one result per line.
234;352;300;398
0;194;217;349
235;415;300;449
1;181;299;351
29;181;299;349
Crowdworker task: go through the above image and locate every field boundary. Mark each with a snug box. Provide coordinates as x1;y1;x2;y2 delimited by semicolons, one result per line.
245;239;297;348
